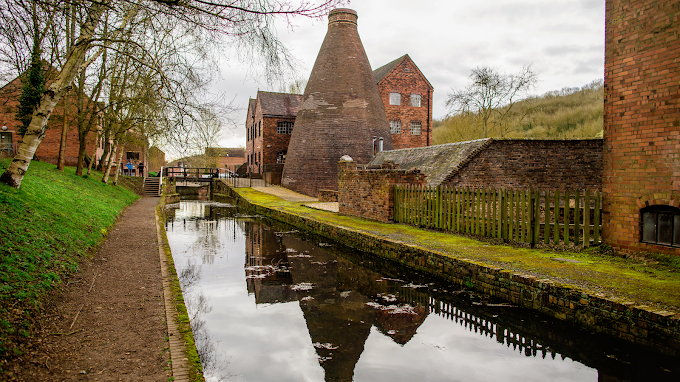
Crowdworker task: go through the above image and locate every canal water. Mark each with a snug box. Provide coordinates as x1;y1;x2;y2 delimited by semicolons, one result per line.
164;199;679;382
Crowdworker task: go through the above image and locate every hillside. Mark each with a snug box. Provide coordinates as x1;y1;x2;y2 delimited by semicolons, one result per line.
433;80;604;144
0;159;139;356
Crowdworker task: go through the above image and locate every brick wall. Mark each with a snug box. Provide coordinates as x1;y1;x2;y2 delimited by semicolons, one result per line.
377;57;432;149
445;139;603;190
0;77;98;166
262;116;294;166
603;0;680;255
338;159;425;222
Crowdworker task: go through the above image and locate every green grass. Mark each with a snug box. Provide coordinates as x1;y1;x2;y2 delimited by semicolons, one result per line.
233;187;680;312
433;80;604;143
0;158;139;356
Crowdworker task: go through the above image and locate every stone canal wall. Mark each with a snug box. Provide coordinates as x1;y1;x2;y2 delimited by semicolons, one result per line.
212;183;680;356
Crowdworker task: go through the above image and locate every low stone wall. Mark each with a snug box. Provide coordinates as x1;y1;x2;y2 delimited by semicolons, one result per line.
215;186;680;356
338;159;425;222
318;190;338;202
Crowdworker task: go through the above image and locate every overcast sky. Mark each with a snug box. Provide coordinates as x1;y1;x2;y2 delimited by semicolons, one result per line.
212;0;605;149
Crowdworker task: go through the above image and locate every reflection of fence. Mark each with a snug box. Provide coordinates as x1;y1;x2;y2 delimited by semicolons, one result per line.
396;286;559;359
394;186;602;248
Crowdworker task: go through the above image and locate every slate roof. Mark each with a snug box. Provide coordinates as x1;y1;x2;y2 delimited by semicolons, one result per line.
373;55;407;83
373;54;433;89
368;139;493;185
257;91;303;117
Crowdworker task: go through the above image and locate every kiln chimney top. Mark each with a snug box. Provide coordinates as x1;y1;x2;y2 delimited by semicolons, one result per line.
328;8;358;25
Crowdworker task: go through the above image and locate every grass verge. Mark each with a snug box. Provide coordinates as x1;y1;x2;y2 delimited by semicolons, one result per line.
231;187;680;311
155;198;204;382
0;159;139;357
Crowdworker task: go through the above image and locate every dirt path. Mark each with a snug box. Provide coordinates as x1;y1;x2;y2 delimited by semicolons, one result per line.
3;197;171;381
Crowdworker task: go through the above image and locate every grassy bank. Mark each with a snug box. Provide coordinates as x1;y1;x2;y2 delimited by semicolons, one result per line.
0;159;139;356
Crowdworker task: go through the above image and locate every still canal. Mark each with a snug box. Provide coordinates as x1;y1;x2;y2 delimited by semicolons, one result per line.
164;199;679;382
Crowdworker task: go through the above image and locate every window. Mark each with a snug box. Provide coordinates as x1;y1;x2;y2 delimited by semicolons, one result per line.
411;94;421;107
126;152;139;160
641;206;680;247
389;93;401;106
390;120;401;134
276;151;287;163
277;121;294;134
410;122;422;135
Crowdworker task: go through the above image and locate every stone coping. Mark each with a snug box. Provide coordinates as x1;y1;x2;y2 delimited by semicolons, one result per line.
215;187;680;357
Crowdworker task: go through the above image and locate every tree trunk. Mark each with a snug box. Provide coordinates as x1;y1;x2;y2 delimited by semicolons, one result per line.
112;144;125;186
102;142;118;184
98;129;110;171
87;130;99;175
57;91;69;170
75;129;87;176
0;1;107;188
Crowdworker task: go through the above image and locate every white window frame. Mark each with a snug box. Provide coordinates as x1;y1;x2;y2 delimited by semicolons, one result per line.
410;122;422;135
410;94;421;107
389;92;401;106
390;120;401;134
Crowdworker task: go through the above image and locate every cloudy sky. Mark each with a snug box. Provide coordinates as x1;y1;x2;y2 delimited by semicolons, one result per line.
212;0;605;149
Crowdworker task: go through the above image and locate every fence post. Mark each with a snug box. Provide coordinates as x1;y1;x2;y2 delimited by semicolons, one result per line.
574;189;581;247
553;190;560;245
563;189;570;245
534;189;541;246
584;189;591;247
594;190;601;245
522;188;536;248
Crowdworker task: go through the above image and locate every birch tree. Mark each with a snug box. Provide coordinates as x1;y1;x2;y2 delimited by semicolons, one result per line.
0;0;345;188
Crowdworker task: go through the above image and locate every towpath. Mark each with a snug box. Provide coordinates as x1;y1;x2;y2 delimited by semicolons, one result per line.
3;197;189;381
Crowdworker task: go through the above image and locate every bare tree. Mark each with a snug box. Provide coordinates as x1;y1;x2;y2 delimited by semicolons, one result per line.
0;0;345;188
445;65;538;138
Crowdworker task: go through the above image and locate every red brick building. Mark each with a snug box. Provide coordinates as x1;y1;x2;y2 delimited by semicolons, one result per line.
0;73;100;166
245;91;302;175
373;54;433;149
603;0;680;255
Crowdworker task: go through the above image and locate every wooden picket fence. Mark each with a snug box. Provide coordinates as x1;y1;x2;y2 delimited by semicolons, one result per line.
394;185;602;248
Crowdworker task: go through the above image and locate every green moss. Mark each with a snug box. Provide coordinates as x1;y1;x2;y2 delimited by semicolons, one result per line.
155;199;205;382
233;187;680;311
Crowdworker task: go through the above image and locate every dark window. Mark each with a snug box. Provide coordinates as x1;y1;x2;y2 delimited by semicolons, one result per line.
277;121;294;134
276;151;287;163
641;206;680;247
126;152;139;160
390;120;401;134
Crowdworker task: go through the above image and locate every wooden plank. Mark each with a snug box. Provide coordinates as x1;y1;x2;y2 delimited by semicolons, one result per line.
528;189;535;247
563;189;570;245
594;190;601;244
534;189;541;246
475;189;480;235
584;189;591;247
520;190;525;243
510;190;515;241
456;188;461;232
544;190;550;246
492;189;497;238
480;189;486;236
553;190;560;245
574;189;581;247
501;189;507;240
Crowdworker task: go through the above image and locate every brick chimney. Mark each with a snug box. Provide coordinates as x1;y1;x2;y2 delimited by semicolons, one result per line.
281;8;393;197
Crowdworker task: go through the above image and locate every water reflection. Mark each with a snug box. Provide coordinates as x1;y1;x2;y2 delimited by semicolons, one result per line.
165;200;679;382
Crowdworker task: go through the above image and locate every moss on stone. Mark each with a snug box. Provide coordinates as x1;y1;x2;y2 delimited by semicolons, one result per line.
234;187;680;311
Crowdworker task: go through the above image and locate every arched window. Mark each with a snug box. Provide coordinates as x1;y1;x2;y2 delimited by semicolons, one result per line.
641;205;680;247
